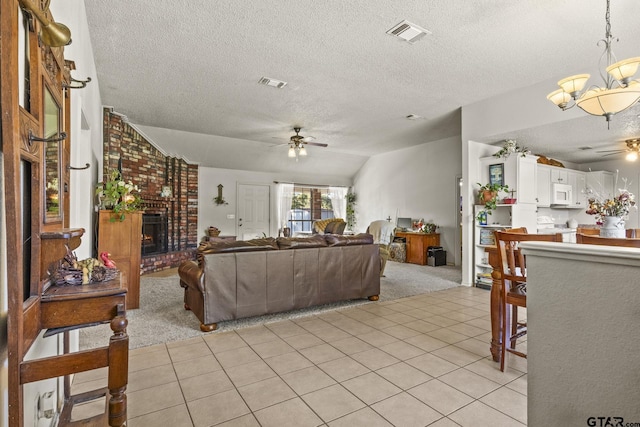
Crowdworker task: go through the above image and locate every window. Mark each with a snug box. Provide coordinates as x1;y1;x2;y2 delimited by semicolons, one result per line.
288;187;334;232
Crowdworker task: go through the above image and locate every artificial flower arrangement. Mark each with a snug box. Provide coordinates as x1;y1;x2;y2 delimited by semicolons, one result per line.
585;173;636;224
586;187;636;225
95;169;142;221
493;139;530;159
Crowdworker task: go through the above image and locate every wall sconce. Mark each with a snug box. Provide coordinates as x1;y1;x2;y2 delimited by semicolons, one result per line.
20;0;71;47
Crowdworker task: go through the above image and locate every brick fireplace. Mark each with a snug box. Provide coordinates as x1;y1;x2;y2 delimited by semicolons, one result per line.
102;108;198;273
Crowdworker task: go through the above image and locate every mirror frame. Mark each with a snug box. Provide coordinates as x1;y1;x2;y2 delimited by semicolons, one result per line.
42;82;63;224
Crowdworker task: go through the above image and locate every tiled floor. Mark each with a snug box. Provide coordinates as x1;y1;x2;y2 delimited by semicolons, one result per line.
72;286;528;426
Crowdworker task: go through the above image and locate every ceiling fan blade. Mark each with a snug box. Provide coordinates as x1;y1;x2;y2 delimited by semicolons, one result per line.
600;152;624;157
596;149;625;153
302;136;316;142
305;141;328;147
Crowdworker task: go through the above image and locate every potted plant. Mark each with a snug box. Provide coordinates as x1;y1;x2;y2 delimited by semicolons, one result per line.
476;182;509;221
95;169;142;221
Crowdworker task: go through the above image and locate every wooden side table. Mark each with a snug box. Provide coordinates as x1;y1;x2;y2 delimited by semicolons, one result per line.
394;232;440;265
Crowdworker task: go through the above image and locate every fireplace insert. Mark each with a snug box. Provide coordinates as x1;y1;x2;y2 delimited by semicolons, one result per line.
141;213;168;256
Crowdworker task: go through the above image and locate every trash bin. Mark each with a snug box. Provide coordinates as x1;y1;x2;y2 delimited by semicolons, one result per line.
427;246;446;267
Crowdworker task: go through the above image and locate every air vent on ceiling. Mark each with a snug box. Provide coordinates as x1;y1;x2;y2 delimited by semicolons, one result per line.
258;77;287;88
386;20;431;44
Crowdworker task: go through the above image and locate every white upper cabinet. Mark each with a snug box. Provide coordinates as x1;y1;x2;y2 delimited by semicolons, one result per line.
536;165;551;207
479;155;537;205
550;168;569;184
586;171;615;199
567;170;587;207
517;156;537;204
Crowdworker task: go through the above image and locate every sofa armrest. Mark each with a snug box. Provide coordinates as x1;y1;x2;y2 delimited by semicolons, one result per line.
178;260;204;294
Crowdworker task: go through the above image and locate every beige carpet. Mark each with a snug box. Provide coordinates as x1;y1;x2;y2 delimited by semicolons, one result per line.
80;261;462;350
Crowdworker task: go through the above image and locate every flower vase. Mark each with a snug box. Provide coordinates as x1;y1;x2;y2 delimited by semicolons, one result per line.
600;216;625;238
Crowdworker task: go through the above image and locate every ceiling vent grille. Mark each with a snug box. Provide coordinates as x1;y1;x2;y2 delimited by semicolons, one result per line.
258;77;287;88
386;20;431;44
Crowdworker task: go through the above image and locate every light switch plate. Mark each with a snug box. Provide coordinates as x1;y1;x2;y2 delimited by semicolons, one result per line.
227;214;235;219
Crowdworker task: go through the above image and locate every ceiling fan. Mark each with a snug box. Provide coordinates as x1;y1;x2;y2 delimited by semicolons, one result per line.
283;127;328;160
596;138;640;161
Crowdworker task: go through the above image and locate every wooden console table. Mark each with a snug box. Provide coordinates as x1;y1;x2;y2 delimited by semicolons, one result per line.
21;279;129;426
394;232;440;265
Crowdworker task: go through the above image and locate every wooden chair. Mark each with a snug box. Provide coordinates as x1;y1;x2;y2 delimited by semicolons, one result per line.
576;233;640;247
626;228;640;238
576;227;600;236
494;230;562;371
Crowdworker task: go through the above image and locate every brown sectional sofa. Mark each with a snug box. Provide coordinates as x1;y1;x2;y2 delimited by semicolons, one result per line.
178;234;380;331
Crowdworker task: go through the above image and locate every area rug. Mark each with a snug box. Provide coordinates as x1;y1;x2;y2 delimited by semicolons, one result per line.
79;261;461;350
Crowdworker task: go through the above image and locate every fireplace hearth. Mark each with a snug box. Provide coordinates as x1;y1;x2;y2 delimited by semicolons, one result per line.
142;213;168;256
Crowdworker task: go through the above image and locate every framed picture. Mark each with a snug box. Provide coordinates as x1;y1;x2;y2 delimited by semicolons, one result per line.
489;163;504;186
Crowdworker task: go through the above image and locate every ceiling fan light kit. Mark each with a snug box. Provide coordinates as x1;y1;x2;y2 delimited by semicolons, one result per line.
547;0;640;126
286;127;326;160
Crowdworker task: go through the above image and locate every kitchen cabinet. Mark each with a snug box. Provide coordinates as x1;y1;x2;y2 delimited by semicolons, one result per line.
395;232;440;265
536;165;551;207
567;170;587;208
479;155;537;204
517;157;537;204
550;168;569;184
587;170;615;199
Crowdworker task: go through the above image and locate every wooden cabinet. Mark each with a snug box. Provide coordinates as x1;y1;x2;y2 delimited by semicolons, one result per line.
98;211;142;309
395;232;440;265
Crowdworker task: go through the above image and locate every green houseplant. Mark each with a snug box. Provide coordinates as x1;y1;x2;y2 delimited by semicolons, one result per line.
346;191;357;230
476;182;509;222
95;169;142;221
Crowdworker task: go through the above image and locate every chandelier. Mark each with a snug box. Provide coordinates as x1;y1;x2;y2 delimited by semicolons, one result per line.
546;0;640;126
288;141;307;159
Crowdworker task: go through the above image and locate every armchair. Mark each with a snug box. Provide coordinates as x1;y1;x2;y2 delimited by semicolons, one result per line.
367;220;395;277
312;218;346;234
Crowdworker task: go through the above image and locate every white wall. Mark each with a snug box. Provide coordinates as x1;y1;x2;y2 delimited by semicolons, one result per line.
353;136;462;266
198;167;352;240
52;0;104;260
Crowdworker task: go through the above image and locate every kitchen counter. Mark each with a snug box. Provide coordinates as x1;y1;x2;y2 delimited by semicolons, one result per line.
537;227;576;242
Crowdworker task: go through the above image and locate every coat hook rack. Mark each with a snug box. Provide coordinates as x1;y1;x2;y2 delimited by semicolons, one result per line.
28;130;67;144
67;163;90;171
63;76;92;89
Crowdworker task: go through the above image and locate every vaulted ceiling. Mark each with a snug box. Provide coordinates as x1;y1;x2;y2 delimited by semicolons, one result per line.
84;0;640;177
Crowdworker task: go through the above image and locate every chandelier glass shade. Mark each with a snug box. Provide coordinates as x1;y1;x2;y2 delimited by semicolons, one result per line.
546;0;640;124
288;142;307;159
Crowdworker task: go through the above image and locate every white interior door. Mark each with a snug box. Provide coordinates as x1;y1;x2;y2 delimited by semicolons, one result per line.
237;184;270;240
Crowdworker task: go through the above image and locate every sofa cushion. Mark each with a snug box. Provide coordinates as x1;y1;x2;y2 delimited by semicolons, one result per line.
324;233;374;246
198;237;278;254
277;235;328;249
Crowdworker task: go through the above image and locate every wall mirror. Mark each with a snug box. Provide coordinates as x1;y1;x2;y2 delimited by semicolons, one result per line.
43;85;62;222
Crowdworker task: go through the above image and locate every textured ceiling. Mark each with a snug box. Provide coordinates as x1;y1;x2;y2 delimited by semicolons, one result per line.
84;0;640;177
